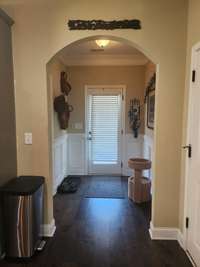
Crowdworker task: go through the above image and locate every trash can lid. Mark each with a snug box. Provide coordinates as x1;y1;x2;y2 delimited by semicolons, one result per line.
1;176;45;195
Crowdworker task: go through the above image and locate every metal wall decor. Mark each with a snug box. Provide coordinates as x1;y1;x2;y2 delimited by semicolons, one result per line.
128;98;141;138
54;95;73;130
68;19;141;30
60;71;71;95
54;72;73;130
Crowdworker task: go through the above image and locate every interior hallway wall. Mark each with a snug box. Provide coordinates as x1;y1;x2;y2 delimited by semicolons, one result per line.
47;58;67;139
0;10;16;186
1;0;187;228
65;65;145;134
0;9;16;257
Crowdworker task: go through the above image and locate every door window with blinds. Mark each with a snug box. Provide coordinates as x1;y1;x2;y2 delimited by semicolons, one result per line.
86;87;123;174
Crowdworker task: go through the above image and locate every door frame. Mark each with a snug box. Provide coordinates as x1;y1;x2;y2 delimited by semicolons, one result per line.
183;41;200;258
84;85;126;175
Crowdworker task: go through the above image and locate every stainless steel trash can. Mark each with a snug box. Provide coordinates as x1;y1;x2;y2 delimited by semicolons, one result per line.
1;176;44;258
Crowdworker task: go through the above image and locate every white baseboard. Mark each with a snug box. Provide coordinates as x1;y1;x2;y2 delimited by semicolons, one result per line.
149;222;185;249
41;218;56;237
149;221;178;240
149;222;197;266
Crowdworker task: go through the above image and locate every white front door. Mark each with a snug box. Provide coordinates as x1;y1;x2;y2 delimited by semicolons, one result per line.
86;87;124;175
186;43;200;266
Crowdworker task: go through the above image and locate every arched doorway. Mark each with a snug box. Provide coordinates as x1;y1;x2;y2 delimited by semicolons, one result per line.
47;35;158;230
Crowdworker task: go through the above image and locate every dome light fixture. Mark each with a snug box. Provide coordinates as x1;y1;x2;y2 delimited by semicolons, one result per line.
95;39;110;48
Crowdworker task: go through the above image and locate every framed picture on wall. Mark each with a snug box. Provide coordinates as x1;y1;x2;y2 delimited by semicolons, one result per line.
147;89;155;129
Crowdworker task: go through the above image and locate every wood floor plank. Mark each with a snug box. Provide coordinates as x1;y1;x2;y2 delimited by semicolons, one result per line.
0;176;192;267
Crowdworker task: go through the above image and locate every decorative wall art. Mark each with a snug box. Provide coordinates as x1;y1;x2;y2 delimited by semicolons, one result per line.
128;98;141;138
60;71;71;95
147;90;155;129
54;95;73;130
68;19;141;30
144;73;156;103
145;73;156;129
54;72;73;130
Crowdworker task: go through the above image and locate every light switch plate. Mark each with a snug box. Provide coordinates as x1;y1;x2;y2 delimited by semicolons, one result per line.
24;133;32;145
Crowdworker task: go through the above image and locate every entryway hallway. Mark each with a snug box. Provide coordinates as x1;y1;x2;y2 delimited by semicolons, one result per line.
0;177;192;267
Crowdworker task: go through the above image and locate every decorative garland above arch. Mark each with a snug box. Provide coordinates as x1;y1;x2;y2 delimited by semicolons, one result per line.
68;19;141;30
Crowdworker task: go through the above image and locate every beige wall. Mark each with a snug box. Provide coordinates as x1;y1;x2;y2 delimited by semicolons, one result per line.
0;11;17;186
47;58;67;139
65;65;145;134
144;61;156;139
179;0;200;232
1;0;188;227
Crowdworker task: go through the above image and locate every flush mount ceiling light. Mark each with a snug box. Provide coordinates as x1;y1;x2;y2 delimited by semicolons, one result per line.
95;39;110;48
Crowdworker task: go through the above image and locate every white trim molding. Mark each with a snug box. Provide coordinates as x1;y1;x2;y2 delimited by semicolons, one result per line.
53;134;68;195
122;134;143;176
149;221;179;240
41;218;56;237
149;222;188;253
177;230;186;250
67;133;86;175
149;224;195;267
143;134;154;180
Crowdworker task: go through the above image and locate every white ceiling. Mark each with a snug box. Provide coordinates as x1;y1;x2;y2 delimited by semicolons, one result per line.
58;40;148;66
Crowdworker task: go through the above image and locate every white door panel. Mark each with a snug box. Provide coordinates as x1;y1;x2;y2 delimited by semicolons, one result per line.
86;87;123;175
187;46;200;266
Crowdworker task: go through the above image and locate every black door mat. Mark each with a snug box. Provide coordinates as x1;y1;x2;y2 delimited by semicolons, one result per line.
57;176;81;194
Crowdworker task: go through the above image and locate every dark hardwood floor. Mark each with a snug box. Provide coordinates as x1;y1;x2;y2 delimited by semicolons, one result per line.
0;176;192;267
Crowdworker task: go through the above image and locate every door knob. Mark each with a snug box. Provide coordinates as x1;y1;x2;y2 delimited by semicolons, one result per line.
87;131;92;141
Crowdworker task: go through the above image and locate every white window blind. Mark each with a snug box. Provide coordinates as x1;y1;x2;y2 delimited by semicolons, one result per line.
90;95;121;165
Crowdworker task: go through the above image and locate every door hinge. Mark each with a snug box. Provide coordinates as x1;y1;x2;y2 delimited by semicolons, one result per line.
121;129;124;135
122;95;124;101
182;144;192;158
186;217;189;229
121;161;123;168
192;70;196;82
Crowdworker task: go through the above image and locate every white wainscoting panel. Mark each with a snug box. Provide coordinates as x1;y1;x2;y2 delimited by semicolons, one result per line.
143;134;154;180
122;134;143;176
53;134;68;195
66;133;147;177
67;134;86;175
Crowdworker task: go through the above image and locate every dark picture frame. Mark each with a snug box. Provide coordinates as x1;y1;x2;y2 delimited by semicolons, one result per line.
147;89;155;129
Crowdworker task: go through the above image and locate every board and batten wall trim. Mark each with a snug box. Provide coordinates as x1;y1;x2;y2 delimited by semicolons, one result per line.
67;133;86;175
53;134;68;195
66;133;145;176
